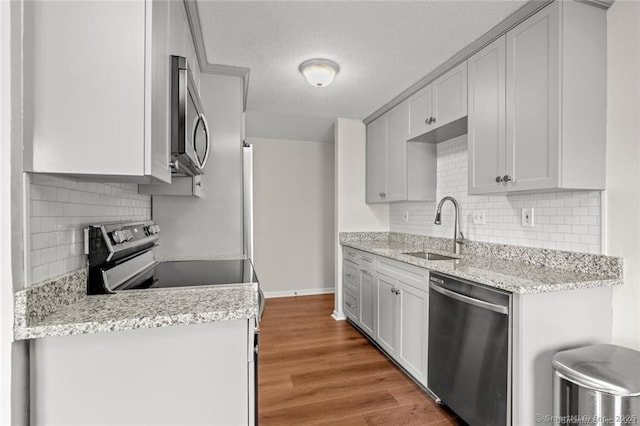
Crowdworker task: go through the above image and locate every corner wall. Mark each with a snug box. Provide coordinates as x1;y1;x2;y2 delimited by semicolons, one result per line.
605;1;640;350
334;118;389;318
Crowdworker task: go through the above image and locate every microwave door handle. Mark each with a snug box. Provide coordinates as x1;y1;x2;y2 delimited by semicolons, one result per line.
196;113;211;169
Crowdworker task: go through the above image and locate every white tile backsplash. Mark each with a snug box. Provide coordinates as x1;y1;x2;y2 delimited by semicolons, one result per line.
28;174;151;285
390;135;602;254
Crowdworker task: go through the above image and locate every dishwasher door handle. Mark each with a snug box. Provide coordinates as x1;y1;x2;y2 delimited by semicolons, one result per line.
429;282;508;315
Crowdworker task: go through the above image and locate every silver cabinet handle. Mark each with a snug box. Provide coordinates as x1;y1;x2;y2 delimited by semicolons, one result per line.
360;269;373;277
431;117;436;124
379;192;386;198
345;302;354;309
424;118;430;125
345;273;355;280
503;175;512;182
495;176;503;183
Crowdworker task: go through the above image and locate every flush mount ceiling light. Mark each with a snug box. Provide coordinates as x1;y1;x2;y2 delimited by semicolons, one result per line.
299;58;340;88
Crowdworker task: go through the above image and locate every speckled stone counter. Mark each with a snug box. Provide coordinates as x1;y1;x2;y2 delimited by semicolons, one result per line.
14;268;258;340
340;232;623;294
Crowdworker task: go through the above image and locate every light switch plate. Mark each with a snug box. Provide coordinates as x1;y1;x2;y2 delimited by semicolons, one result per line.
522;207;534;227
472;210;486;225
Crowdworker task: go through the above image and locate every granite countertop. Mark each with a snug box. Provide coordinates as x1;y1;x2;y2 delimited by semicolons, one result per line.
341;234;623;294
14;269;259;340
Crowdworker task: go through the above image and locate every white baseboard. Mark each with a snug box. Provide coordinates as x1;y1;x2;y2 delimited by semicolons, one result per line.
332;310;347;321
263;287;335;299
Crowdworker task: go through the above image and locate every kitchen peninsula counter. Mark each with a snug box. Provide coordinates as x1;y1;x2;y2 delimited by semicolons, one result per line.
340;232;623;294
14;268;259;340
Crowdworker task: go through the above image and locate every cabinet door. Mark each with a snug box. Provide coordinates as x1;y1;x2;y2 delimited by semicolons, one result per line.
376;275;397;355
408;85;432;140
385;103;409;201
506;2;560;191
147;0;172;183
25;0;146;176
397;282;428;385
359;268;376;337
468;36;507;195
432;61;467;128
366;117;388;203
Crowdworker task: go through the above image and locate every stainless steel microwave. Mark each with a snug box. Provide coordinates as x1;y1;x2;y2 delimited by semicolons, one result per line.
170;55;210;176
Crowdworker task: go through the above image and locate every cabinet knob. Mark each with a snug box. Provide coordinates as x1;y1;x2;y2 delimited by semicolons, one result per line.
495;176;503;183
426;117;436;125
379;192;386;198
431;117;436;124
503;175;512;182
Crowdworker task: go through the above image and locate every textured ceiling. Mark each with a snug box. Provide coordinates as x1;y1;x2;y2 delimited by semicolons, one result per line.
197;0;527;137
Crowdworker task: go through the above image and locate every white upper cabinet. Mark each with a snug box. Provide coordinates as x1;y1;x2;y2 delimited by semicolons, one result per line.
365;116;388;202
385;103;410;201
408;62;467;142
408;85;432;139
23;0;179;183
468;37;507;194
468;1;606;194
366;103;436;204
432;62;468;129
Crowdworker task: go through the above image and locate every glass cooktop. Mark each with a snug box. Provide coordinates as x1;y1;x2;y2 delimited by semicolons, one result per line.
119;259;258;291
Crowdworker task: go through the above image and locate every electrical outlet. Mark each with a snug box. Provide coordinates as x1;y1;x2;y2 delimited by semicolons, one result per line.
522;207;534;227
402;210;409;222
472;210;486;225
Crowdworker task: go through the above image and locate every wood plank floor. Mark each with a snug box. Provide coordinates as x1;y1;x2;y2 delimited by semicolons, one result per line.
258;294;461;425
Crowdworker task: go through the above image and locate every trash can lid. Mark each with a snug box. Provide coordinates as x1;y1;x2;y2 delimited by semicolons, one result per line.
552;344;640;397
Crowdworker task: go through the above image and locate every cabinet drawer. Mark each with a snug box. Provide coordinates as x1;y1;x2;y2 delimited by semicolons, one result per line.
343;262;360;293
343;288;359;322
360;253;375;270
343;247;361;265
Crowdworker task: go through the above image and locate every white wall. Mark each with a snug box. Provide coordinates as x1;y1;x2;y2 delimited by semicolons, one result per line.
1;1;14;422
390;135;602;254
334;118;389;318
249;136;335;297
605;1;640;350
153;74;244;258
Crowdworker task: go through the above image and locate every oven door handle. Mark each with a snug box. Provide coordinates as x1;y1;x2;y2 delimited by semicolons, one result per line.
429;282;508;315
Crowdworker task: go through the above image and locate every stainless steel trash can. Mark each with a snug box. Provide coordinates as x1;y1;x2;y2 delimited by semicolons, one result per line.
552;344;640;426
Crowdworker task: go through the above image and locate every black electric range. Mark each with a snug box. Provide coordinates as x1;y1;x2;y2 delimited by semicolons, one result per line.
84;221;261;305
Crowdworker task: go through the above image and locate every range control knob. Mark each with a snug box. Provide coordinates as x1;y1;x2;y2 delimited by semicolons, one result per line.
111;230;124;244
148;225;160;235
123;229;134;241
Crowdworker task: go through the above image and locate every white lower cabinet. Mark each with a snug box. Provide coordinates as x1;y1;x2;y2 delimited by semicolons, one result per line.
375;267;429;386
343;247;429;387
30;320;252;426
359;263;376;337
397;281;428;384
375;274;398;355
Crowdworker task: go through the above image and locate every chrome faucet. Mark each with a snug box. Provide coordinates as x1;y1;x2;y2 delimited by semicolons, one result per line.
434;196;465;255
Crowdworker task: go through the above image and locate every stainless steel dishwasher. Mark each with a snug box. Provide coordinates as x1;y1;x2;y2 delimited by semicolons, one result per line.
428;272;512;426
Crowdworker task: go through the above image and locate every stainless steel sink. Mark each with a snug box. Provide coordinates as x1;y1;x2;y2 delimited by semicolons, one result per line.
404;252;459;261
